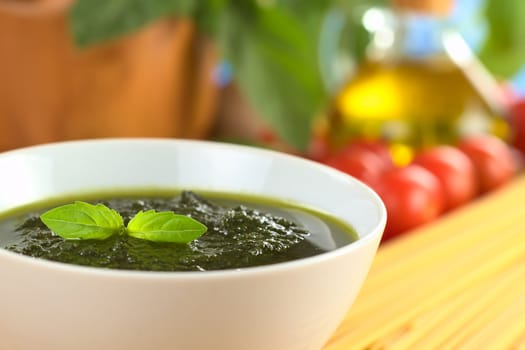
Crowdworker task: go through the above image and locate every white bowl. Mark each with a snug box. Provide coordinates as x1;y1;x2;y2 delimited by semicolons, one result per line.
0;139;386;350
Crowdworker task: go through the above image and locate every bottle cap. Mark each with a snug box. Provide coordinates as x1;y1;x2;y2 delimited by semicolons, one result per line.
391;0;454;16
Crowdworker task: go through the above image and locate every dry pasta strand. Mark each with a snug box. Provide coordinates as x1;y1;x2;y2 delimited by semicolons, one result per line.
323;175;525;350
331;220;525;342
382;262;525;350
409;262;525;350
324;233;525;350
454;293;525;350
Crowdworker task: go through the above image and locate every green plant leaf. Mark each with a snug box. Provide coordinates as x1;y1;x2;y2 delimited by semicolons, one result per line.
70;0;197;47
127;210;207;243
40;201;124;240
216;4;327;151
479;0;525;77
192;0;229;34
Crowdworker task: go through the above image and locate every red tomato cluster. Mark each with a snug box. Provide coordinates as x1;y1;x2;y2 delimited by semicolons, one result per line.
312;135;519;241
509;98;525;167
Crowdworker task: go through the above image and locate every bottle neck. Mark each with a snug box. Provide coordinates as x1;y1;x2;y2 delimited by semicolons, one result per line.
367;8;455;61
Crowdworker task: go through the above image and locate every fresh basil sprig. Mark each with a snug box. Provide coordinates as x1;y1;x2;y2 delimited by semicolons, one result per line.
40;201;123;240
40;201;207;244
127;210;207;243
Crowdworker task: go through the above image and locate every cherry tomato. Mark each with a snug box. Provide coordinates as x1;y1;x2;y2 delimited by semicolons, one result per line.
373;165;445;240
341;138;395;171
509;99;525;157
323;148;388;186
307;133;330;162
457;135;517;193
412;146;478;211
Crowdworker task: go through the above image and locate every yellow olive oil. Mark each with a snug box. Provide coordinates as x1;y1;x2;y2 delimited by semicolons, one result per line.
326;57;508;165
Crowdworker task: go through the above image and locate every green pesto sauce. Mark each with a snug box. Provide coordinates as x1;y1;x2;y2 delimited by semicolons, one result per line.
0;190;358;272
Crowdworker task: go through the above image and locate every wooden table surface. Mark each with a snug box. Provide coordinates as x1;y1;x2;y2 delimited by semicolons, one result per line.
323;175;525;350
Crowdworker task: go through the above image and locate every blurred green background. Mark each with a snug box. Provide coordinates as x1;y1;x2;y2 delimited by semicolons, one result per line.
2;0;525;151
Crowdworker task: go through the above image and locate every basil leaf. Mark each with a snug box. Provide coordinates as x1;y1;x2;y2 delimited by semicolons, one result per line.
40;201;124;240
127;210;207;243
192;0;229;34
70;0;197;47
479;0;525;77
216;4;327;151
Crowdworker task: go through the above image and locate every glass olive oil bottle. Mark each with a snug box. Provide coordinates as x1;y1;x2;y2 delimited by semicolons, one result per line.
325;0;508;165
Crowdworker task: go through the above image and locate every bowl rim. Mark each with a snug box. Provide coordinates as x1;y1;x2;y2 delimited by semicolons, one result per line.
0;138;386;280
